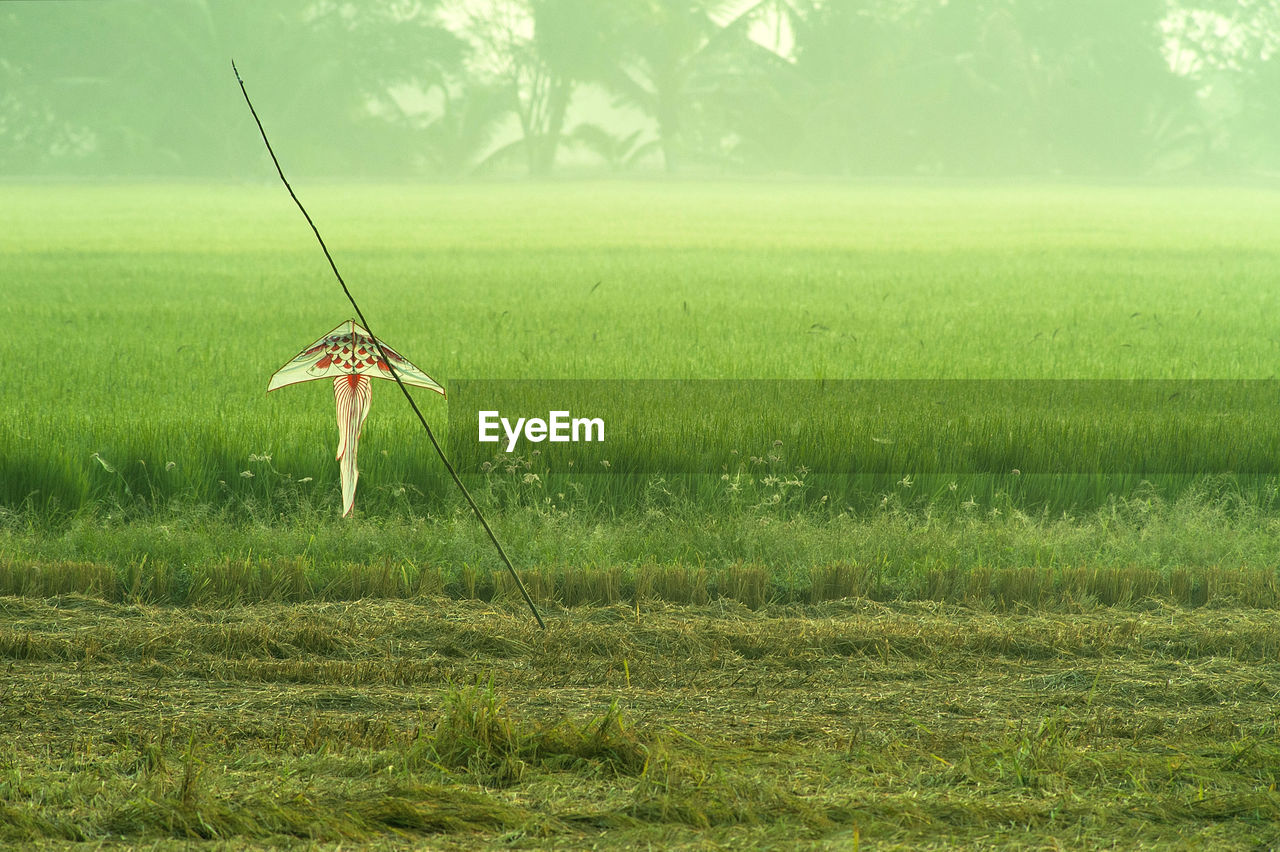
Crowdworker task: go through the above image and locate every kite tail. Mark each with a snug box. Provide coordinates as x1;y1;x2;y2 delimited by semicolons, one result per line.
334;374;372;518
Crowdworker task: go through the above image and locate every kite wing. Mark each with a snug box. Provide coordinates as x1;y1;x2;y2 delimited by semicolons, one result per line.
267;319;445;395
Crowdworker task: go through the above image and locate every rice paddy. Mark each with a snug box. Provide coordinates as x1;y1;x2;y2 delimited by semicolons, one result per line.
5;182;1280;514
5;181;1280;847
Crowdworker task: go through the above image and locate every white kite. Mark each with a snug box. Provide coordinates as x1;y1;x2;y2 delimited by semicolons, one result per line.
267;319;445;517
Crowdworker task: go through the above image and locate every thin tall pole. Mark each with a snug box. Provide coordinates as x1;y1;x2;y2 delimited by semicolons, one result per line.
233;61;545;630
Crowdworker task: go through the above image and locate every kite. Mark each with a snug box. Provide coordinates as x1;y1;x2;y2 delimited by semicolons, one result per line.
267;319;445;517
236;61;544;628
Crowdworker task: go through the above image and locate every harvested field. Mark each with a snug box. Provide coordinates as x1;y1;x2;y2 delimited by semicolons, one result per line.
4;594;1279;849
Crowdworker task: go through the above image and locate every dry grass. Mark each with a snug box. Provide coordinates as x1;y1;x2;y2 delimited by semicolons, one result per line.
4;553;1280;613
2;593;1279;849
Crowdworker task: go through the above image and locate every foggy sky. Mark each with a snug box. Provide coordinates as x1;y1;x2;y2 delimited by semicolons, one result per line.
1;0;1276;179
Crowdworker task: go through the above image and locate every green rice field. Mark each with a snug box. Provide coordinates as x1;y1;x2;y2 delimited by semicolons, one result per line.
5;182;1280;515
5;182;1280;848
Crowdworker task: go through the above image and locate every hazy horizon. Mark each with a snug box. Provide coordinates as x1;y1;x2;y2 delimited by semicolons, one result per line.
3;0;1277;181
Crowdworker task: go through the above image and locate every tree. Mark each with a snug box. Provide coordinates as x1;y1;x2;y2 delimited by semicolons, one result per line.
412;80;519;177
765;0;1197;175
452;0;628;175
1003;0;1197;174
595;0;777;173
1164;0;1280;171
569;123;660;171
0;0;465;176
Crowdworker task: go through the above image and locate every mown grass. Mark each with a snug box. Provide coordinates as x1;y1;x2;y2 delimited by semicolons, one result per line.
5;182;1280;513
2;595;1278;848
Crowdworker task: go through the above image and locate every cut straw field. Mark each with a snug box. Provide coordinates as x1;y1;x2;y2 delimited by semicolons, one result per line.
3;594;1279;849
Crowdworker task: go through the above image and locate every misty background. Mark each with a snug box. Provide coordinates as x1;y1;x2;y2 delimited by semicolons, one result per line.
1;0;1277;179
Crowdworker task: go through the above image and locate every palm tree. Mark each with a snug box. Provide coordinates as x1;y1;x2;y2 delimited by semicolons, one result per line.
598;0;731;173
452;0;623;176
418;81;520;177
569;123;660;171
